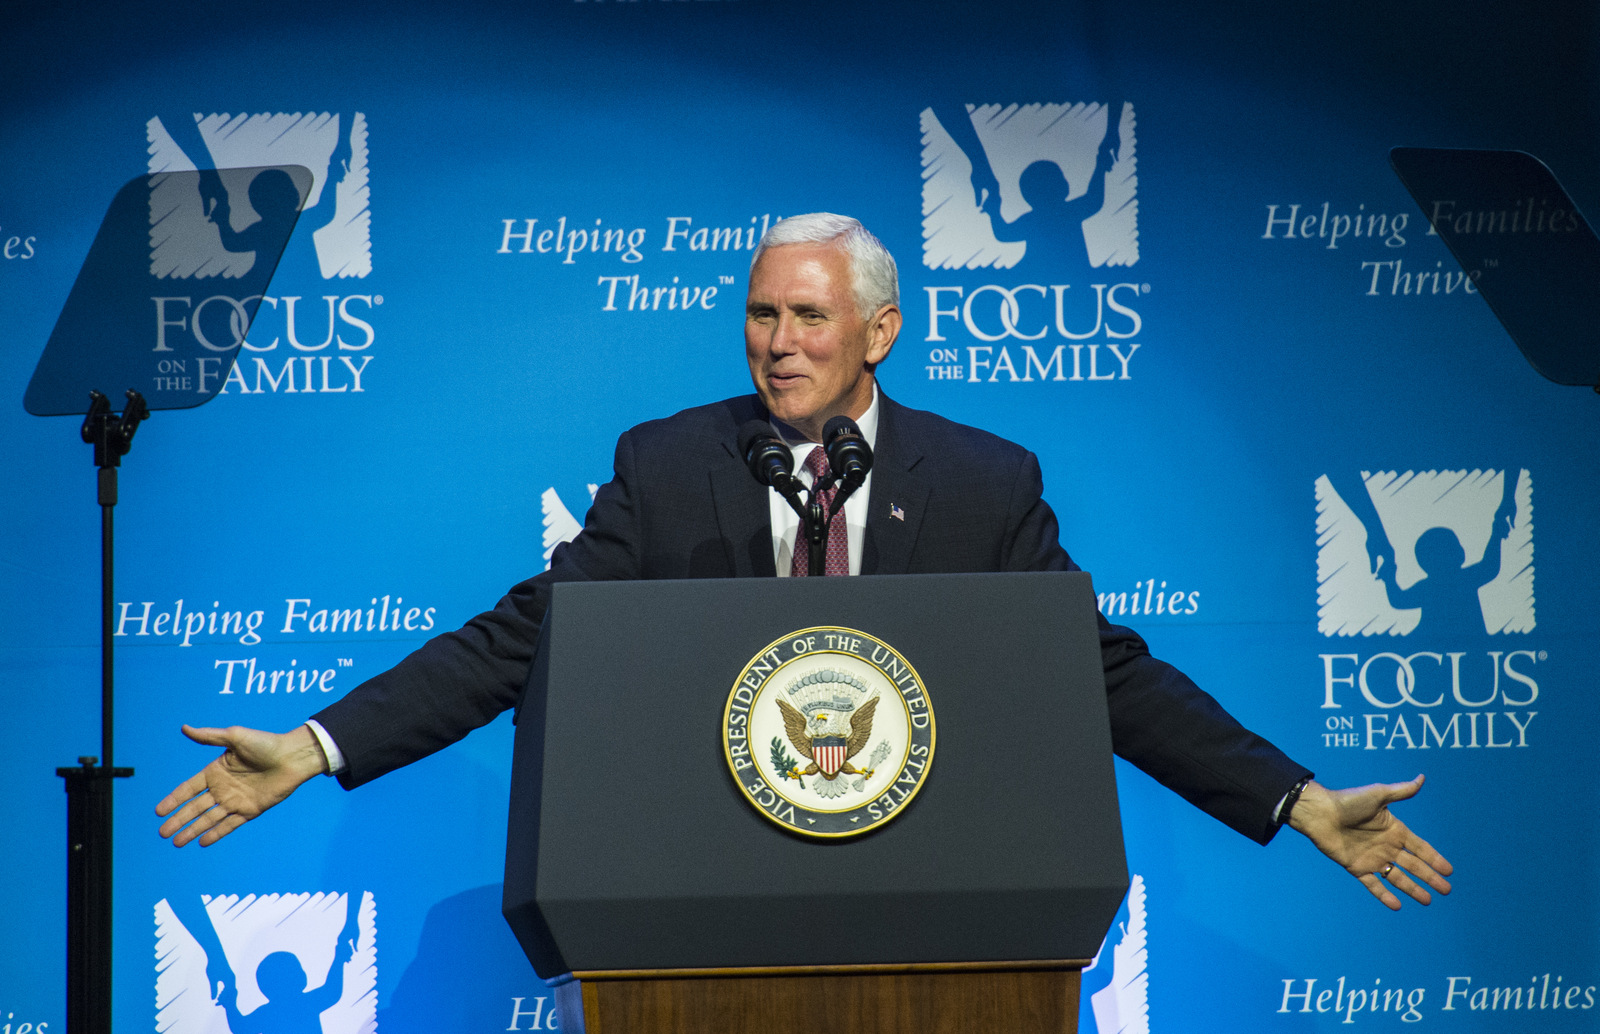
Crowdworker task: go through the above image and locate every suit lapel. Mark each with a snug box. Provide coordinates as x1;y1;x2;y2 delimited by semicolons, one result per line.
862;396;930;575
709;404;779;578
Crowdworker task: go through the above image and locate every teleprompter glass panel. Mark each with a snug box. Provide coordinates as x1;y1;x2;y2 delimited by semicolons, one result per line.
25;165;310;416
1390;147;1600;389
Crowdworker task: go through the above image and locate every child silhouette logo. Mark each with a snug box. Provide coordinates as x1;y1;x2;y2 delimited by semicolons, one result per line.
920;101;1139;271
155;892;377;1034
1315;469;1534;637
147;111;372;279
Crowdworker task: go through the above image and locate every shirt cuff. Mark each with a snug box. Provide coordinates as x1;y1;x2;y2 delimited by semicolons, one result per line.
304;719;346;775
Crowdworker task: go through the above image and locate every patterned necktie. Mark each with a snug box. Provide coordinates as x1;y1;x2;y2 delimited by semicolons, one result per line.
791;446;849;577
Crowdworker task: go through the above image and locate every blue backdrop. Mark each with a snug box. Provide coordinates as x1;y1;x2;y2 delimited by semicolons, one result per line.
2;2;1597;1031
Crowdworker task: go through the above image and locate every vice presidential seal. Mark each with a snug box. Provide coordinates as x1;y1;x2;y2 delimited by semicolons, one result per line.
722;626;936;838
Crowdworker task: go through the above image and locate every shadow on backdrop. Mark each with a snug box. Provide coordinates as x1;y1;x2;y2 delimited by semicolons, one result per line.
378;884;550;1034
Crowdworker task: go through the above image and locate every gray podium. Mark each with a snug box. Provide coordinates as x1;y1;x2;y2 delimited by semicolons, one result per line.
503;571;1128;1034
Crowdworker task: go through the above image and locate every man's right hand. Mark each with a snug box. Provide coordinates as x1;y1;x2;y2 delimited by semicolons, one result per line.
156;724;328;847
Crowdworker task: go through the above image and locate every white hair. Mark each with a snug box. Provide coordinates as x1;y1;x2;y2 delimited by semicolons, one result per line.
750;213;899;317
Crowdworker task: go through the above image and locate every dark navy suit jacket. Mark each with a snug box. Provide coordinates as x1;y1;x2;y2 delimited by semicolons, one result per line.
314;393;1310;843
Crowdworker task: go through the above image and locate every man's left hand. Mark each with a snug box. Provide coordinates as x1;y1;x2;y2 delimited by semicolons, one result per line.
1287;775;1453;910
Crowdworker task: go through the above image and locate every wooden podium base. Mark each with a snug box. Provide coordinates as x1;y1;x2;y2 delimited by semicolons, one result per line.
553;961;1088;1034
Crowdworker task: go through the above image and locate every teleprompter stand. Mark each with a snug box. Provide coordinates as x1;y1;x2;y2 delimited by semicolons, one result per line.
54;390;146;1034
27;166;308;1031
504;572;1128;1034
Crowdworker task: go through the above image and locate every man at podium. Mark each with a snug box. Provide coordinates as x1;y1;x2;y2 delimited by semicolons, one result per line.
158;213;1452;912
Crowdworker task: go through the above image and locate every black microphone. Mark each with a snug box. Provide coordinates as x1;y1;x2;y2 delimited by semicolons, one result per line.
738;420;802;505
822;415;873;492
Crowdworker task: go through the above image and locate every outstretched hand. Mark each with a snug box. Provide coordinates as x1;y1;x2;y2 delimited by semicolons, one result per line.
1288;775;1453;910
156;724;327;847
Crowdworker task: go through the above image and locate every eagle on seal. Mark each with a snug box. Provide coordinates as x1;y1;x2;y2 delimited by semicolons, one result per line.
776;693;880;799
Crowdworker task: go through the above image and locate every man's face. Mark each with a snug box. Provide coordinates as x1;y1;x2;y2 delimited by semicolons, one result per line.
745;243;899;442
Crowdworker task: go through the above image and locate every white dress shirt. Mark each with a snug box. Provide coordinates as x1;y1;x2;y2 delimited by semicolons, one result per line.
766;386;879;577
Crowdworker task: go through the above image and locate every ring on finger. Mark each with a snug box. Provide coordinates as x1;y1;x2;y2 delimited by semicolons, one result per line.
1377;863;1395;879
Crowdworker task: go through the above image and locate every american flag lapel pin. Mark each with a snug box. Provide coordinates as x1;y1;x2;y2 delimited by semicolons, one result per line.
890;503;905;521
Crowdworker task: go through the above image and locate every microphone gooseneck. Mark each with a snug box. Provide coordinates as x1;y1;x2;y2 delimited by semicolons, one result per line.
740;416;872;575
